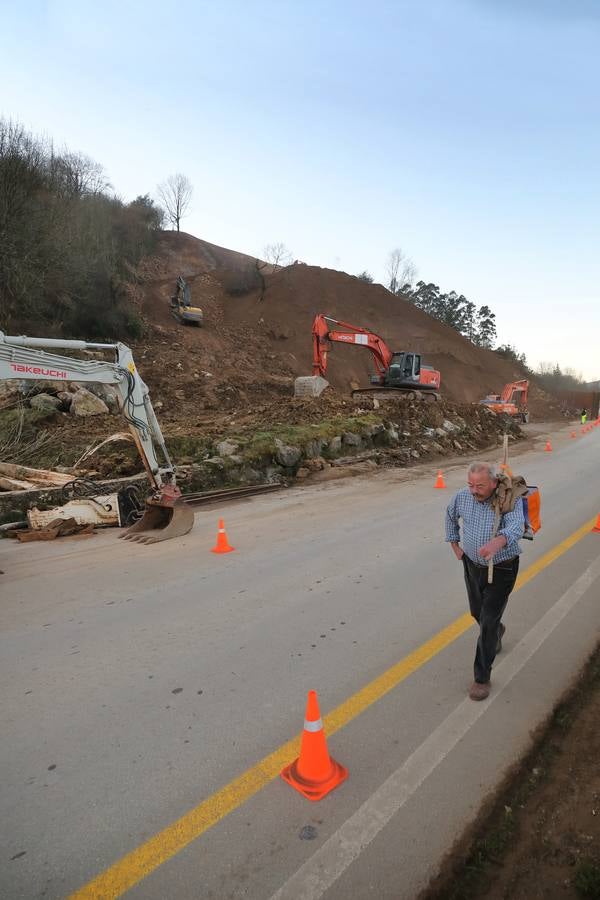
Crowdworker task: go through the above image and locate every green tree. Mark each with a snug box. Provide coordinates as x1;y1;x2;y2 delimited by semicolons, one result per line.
474;305;497;348
0;117;162;340
495;344;529;369
404;280;498;349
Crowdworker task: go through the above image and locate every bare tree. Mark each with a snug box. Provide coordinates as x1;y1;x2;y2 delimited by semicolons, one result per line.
262;242;293;268
157;173;193;232
50;151;111;198
386;247;417;294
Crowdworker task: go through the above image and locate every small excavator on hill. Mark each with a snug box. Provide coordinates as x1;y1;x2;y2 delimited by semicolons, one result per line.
480;379;530;423
0;331;194;543
170;275;203;326
294;314;441;401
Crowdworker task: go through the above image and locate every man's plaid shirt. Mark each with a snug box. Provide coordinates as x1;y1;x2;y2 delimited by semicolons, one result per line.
445;488;524;566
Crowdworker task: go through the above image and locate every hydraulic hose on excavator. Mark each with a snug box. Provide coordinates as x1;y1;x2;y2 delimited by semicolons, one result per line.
0;331;194;545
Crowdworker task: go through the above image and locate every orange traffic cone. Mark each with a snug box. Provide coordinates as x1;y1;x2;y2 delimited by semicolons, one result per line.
571;431;577;439
211;518;235;553
281;690;348;801
434;470;447;489
592;514;600;534
544;440;552;452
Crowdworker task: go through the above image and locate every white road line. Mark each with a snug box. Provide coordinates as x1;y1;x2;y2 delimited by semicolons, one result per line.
270;554;600;900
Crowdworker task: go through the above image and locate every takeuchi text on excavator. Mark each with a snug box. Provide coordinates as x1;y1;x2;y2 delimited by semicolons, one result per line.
294;314;441;401
480;379;530;423
0;331;194;544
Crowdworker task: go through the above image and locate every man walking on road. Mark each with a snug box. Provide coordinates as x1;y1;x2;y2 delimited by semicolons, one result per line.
445;462;524;701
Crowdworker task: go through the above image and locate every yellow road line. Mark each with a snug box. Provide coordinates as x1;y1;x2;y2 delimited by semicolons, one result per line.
68;515;598;899
515;517;597;590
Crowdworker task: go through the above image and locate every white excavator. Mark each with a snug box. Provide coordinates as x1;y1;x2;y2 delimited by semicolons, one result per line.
0;331;194;544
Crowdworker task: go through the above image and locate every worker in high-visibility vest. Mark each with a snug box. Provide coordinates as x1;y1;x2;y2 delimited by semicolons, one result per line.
581;408;588;425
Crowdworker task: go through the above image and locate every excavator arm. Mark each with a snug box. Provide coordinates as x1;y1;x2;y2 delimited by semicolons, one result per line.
0;332;194;544
500;379;529;405
312;314;393;379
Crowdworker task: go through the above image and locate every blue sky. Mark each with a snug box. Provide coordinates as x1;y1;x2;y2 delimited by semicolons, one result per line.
2;0;599;378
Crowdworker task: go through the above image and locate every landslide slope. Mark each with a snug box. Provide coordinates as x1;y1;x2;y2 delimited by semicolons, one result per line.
130;232;561;424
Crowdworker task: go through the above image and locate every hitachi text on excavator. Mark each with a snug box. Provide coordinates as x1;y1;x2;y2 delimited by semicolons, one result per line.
0;331;194;544
294;314;441;401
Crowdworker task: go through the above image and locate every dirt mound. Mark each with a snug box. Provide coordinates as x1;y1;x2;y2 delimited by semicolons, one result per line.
128;233;563;425
158;231;267;276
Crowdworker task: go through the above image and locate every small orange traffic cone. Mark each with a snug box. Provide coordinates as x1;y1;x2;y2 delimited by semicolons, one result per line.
571;431;577;439
544;440;552;452
434;470;447;489
281;690;348;801
211;518;235;553
592;514;600;534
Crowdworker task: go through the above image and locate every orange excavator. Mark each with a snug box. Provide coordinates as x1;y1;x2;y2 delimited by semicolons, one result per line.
480;379;530;423
294;314;441;401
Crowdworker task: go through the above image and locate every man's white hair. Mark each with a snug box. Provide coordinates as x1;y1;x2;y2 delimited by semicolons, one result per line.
467;461;496;479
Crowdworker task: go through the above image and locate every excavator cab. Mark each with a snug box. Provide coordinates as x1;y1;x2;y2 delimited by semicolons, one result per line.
385;352;421;387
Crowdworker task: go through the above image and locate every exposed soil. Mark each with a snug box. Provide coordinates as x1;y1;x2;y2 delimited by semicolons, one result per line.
127;232;566;425
0;392;525;481
422;643;600;900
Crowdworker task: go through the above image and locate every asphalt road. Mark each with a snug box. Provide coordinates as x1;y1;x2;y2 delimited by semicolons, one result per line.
1;421;599;899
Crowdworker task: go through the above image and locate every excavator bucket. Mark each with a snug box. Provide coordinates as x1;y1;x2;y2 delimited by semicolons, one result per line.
120;498;194;545
294;375;329;398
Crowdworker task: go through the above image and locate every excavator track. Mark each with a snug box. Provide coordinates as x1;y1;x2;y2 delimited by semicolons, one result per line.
351;388;440;402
